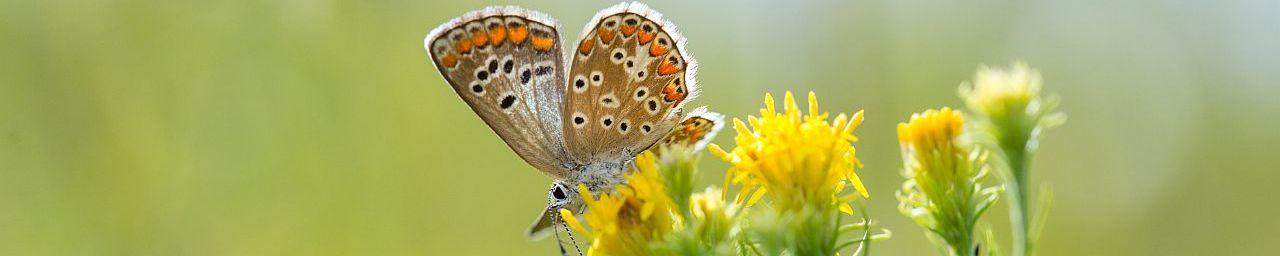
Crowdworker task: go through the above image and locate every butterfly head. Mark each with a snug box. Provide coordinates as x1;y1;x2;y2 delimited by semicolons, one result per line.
547;180;584;211
528;180;587;240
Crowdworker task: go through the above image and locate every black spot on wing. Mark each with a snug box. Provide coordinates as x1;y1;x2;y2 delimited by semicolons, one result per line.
499;95;516;109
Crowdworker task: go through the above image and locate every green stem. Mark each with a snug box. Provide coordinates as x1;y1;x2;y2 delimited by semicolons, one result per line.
950;232;975;256
1005;148;1032;256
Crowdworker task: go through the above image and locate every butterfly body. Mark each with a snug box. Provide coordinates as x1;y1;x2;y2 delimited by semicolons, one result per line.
423;2;721;243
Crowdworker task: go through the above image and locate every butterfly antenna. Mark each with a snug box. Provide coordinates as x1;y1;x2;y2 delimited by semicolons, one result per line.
561;219;583;256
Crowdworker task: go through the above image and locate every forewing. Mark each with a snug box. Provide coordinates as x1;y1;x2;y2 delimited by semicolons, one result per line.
425;7;573;179
561;2;700;162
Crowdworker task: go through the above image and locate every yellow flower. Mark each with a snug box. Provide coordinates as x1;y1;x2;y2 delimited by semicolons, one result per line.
663;188;739;255
562;152;677;256
708;91;868;214
961;62;1042;118
897;108;967;182
688;188;731;223
896;108;999;255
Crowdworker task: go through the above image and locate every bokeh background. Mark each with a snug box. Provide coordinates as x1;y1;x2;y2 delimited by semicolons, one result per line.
3;0;1278;255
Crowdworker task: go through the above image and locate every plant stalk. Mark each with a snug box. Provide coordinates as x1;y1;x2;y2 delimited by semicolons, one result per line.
1004;144;1032;256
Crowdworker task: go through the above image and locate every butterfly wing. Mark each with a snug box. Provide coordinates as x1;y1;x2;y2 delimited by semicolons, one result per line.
561;2;700;162
425;7;573;179
657;106;724;151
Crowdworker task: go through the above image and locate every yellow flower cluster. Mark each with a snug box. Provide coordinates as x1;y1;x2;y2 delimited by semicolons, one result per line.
561;92;888;256
897;108;967;182
709;92;869;214
562;152;677;256
673;188;738;255
896;108;999;256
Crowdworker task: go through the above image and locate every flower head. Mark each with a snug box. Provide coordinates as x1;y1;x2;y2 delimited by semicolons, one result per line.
962;63;1042;117
562;152;677;256
709;91;868;214
959;62;1065;158
897;108;967;182
662;188;740;256
896;108;999;255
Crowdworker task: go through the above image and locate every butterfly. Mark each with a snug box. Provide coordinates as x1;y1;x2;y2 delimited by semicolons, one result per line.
422;1;722;249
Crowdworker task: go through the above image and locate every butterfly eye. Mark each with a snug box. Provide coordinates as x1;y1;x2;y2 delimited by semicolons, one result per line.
551;185;567;200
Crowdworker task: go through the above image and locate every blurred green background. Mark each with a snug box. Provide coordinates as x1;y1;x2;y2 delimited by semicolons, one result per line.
3;0;1278;255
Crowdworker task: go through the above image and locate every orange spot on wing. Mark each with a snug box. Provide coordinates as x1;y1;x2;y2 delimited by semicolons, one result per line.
658;60;679;76
684;124;705;142
598;28;615;44
456;40;473;54
471;32;489;48
637;31;655;44
488;27;507;47
441;53;458;68
578;36;595;54
531;36;554;51
649;43;668;57
662;83;686;102
508;26;528;44
620;25;637;36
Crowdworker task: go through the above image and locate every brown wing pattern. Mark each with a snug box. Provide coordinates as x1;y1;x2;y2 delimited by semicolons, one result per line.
658;107;724;151
561;3;700;162
425;7;573;179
